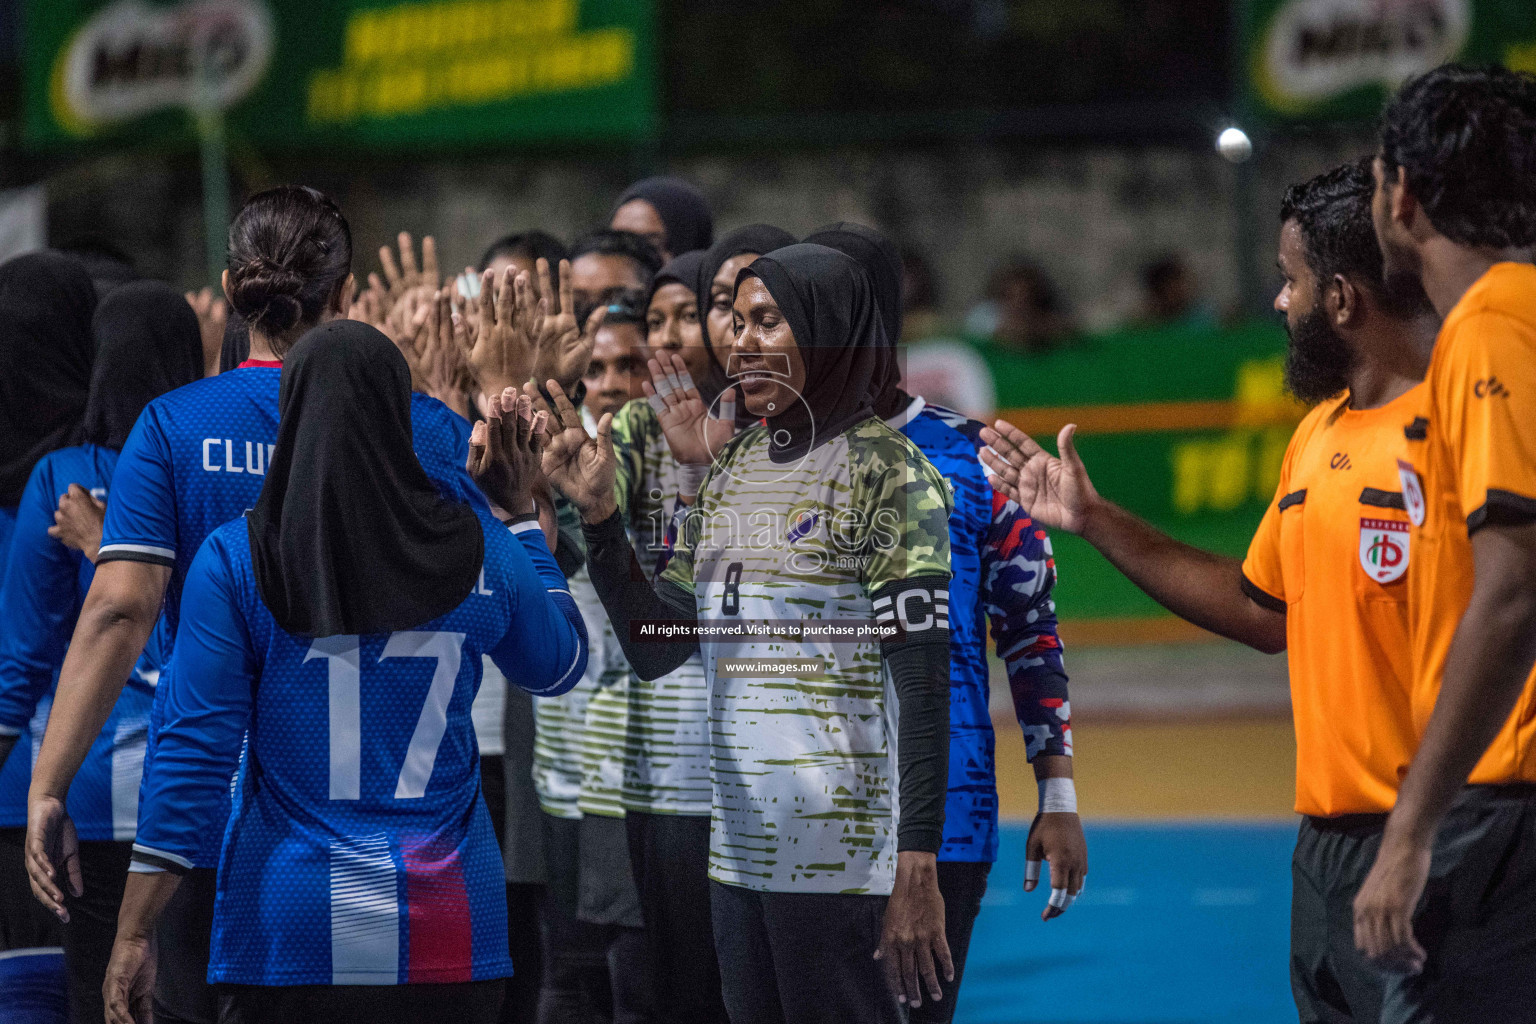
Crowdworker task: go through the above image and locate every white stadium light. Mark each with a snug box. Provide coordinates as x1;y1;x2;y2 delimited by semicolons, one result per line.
1217;126;1253;163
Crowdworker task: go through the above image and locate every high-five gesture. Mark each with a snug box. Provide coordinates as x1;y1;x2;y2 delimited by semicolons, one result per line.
457;266;530;402
978;422;1099;536
520;259;603;391
643;351;736;467
468;389;546;518
534;380;617;523
378;231;439;303
395;292;471;419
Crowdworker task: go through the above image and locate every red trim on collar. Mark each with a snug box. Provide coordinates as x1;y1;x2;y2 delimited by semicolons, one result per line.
237;359;283;368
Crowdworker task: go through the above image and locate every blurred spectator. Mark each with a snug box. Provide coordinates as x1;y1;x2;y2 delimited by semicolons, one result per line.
56;235;139;301
477;230;568;283
1139;252;1216;328
903;341;997;421
900;245;943;342
968;256;1074;354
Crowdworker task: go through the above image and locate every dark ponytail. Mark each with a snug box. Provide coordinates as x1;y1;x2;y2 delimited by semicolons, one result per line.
227;185;352;355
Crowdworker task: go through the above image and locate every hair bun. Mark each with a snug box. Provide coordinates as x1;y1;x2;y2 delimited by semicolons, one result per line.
225;185;354;352
230;257;308;336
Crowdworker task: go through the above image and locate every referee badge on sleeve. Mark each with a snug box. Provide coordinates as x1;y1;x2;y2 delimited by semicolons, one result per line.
1359;518;1410;583
1397;459;1426;526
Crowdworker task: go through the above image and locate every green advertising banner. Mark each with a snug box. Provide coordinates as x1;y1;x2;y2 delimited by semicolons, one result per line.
1241;0;1536;124
23;0;656;150
978;321;1302;641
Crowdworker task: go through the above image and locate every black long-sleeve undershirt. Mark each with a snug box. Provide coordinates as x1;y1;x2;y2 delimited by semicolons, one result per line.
580;510;950;853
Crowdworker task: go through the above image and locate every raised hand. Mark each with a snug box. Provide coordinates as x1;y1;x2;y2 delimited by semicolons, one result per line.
643;351;736;467
522;259;602;392
348;280;392;339
49;483;106;563
378;231;440;303
468;390;546;518
533;380;617;523
977;422;1099;536
184;287;228;378
457;266;531;403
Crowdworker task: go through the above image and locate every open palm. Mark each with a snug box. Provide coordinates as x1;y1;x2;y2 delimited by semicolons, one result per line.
977;422;1098;535
644;351;736;467
532;380;617;522
521;259;601;391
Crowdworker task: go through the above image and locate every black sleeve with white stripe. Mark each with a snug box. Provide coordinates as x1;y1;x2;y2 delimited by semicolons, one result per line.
872;576;952;646
97;541;177;567
873;575;952;853
129;843;192;875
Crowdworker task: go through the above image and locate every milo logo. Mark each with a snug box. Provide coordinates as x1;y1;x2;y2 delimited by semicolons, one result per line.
1255;0;1470;113
52;0;275;135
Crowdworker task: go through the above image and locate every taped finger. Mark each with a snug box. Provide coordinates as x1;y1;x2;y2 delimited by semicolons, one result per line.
1025;859;1041;888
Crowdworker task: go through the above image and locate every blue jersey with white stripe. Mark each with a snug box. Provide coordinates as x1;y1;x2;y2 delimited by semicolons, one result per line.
894;399;1070;863
134;514;585;986
99;365;487;864
0;445;164;837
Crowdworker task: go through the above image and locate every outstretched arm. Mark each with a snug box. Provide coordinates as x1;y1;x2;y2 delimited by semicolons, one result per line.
537;380;699;680
979;422;1285;654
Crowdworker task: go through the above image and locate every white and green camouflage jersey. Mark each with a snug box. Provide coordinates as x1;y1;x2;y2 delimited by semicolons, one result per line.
532;566;631;819
611;399;713;816
660;416;952;895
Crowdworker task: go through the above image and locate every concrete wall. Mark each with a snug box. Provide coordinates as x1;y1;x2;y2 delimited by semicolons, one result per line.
45;126;1377;331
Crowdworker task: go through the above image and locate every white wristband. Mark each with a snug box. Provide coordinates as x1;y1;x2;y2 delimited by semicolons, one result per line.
677;461;709;497
1038;776;1077;815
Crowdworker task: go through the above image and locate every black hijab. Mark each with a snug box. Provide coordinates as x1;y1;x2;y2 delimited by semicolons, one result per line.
247;320;484;638
0;251;97;506
803;223;909;419
695;225;797;404
651;249;705;301
613;177;714;256
741;243;886;464
78;282;206;451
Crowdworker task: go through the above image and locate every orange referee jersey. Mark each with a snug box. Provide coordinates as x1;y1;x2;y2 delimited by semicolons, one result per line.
1401;262;1536;787
1243;386;1423;817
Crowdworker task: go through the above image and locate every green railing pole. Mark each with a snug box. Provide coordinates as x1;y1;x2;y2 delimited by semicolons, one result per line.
197;106;230;288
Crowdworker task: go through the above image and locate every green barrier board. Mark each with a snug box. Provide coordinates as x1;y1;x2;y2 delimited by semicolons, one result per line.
23;0;656;150
979;321;1299;624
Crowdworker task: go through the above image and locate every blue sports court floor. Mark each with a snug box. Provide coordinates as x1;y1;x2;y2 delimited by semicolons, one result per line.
955;821;1296;1024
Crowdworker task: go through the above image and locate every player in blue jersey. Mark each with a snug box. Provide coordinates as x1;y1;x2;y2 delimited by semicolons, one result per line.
0;250;99;1024
102;323;586;1024
25;186;491;1024
0;280;205;1024
804;223;1086;1022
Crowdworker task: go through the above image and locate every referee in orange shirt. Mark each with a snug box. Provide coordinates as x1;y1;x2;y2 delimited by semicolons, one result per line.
979;160;1439;1023
1350;65;1536;1022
